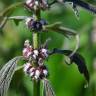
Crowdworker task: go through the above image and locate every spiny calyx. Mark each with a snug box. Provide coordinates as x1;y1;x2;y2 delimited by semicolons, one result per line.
24;62;48;80
23;40;49;65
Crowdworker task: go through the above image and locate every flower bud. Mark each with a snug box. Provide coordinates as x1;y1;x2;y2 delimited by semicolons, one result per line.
25;0;35;10
23;47;32;59
24;40;30;47
25;17;47;31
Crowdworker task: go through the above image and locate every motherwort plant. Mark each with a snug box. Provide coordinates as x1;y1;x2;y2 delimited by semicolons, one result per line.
0;0;96;96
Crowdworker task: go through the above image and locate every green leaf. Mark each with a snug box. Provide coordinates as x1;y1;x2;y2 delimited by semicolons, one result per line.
49;49;89;82
0;56;22;96
42;78;56;96
45;22;77;37
45;22;79;58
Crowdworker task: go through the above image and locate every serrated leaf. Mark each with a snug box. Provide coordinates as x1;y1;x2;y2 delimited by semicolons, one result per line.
42;78;56;96
7;16;29;26
63;0;96;14
56;0;96;14
0;56;22;96
72;3;80;19
49;49;89;82
72;0;96;14
46;22;80;59
45;22;76;38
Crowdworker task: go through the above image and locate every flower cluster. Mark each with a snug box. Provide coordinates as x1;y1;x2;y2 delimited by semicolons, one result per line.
23;40;49;65
25;17;47;31
25;0;48;11
24;62;48;80
22;40;49;80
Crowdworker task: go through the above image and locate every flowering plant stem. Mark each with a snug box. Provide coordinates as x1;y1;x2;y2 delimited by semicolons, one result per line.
33;33;39;49
32;5;41;96
32;32;40;96
32;80;40;96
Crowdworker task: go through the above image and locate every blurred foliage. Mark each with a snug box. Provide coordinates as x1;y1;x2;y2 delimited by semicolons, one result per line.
0;0;96;96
